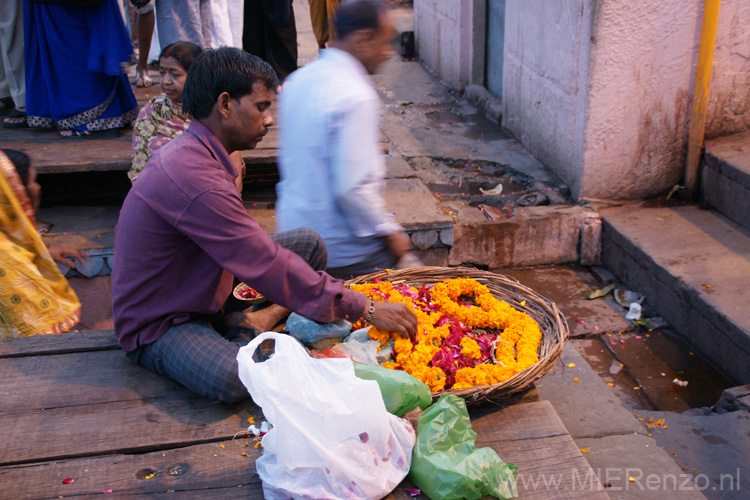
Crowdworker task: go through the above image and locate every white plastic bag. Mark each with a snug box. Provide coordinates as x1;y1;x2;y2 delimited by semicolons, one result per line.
236;332;416;500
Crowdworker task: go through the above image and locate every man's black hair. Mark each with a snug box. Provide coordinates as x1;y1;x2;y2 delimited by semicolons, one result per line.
159;41;202;72
2;149;30;186
182;47;279;120
333;0;389;40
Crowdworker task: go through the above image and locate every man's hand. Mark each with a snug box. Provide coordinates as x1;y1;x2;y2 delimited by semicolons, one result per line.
47;246;89;268
366;301;418;341
383;231;412;259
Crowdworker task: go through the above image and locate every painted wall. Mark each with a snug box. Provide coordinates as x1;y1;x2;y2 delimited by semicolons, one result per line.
705;0;750;139
580;0;701;199
506;0;750;200
502;0;593;200
414;0;485;90
416;0;750;201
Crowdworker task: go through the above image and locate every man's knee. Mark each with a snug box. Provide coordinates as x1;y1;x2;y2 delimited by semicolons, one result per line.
296;227;328;271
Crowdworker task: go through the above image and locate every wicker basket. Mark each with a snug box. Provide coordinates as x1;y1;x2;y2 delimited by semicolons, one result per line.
346;266;568;405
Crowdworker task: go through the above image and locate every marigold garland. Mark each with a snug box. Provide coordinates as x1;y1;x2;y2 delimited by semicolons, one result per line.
349;277;543;392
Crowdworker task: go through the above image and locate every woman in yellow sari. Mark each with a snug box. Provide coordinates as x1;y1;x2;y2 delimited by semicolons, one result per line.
0;149;82;339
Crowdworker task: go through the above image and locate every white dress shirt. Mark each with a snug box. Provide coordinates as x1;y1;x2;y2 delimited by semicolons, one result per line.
276;48;402;268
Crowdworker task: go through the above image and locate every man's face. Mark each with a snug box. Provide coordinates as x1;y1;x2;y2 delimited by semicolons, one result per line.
360;12;397;75
228;81;275;151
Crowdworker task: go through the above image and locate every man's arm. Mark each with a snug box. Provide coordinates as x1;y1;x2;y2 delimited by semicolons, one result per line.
329;96;402;239
177;187;367;323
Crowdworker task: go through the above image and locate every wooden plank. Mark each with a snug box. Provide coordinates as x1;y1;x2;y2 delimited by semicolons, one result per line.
472;401;610;499
0;439;263;499
0;349;197;413
0;397;261;466
0;330;119;358
0;399;607;499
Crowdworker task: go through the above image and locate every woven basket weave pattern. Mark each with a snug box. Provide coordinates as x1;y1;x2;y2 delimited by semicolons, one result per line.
347;266;569;405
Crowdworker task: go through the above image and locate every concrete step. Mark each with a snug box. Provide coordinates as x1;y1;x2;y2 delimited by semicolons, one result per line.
701;131;750;233
600;203;750;386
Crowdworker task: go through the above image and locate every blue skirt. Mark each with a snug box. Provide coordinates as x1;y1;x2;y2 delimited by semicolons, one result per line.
24;0;138;131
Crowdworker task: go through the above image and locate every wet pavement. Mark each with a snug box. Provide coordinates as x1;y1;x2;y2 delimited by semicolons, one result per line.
499;266;746;500
497;266;733;413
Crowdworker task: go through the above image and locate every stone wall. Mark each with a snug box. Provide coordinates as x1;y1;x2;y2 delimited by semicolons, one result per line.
505;0;750;200
705;0;750;139
414;0;484;90
416;0;750;201
501;0;593;201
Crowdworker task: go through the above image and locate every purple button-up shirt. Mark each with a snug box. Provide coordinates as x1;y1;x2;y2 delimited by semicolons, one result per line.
112;120;367;352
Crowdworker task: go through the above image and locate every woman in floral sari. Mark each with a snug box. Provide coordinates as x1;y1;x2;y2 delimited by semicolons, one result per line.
0;150;82;339
129;41;246;188
129;42;202;183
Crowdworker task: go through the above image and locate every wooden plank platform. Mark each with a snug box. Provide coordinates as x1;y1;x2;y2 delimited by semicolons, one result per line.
0;330;609;499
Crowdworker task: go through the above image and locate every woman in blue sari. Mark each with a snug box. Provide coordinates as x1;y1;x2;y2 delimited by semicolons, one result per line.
24;0;138;138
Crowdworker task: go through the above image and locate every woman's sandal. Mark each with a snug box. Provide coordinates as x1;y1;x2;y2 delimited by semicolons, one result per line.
135;69;153;88
3;109;27;129
60;128;121;140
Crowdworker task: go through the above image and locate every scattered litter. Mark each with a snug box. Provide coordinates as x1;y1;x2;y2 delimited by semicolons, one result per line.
666;184;684;200
406;488;421;497
573;377;580;383
609;361;622;375
567;362;576;368
673;378;689;387
477;204;503;221
103;489;112;494
625;303;642;321
62;478;75;484
479;183;503;196
644;418;668;429
614;289;645;308
584;283;615;300
248;424;260;436
516;192;549;207
580;448;589;454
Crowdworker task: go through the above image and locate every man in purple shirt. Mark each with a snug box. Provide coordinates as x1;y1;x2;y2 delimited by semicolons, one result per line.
112;48;417;404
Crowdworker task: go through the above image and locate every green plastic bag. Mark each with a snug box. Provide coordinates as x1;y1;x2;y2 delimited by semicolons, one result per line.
353;362;432;417
409;395;519;500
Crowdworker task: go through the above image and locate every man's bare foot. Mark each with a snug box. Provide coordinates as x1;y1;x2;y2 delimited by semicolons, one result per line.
223;304;291;332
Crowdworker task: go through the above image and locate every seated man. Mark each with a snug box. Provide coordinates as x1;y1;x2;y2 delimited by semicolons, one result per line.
112;47;417;404
276;0;422;280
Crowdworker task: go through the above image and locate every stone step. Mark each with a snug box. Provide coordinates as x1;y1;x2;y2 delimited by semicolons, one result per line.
701;131;750;233
600;203;750;386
